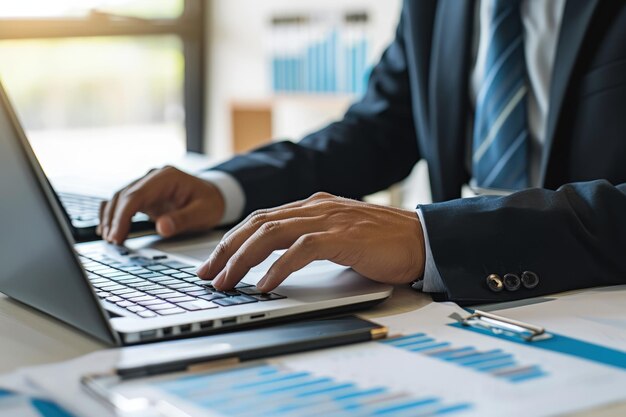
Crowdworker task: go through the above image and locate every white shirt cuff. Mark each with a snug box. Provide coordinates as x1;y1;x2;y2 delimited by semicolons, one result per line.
197;170;246;225
412;208;447;293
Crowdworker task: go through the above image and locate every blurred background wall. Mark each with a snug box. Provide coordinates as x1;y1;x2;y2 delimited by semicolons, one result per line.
0;0;430;207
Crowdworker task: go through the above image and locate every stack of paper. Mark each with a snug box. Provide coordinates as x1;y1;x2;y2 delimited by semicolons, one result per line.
2;292;625;417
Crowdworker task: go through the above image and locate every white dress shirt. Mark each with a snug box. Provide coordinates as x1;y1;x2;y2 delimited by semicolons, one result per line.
200;0;566;293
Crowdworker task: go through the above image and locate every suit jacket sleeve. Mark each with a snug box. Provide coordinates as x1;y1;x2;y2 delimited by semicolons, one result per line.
419;180;626;305
211;11;420;216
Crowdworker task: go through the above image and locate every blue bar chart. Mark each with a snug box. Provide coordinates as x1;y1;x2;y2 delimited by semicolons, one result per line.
270;13;371;96
381;333;548;383
155;364;472;417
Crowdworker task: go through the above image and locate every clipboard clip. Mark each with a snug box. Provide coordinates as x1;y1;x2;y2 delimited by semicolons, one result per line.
454;310;552;342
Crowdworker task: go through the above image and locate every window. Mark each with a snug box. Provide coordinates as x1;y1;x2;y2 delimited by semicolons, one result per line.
0;0;205;178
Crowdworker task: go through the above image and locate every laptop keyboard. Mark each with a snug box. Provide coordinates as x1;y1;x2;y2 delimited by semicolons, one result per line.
59;192;149;225
79;252;286;318
59;192;103;223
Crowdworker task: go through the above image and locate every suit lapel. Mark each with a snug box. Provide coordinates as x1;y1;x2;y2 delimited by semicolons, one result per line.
540;0;600;186
429;0;474;201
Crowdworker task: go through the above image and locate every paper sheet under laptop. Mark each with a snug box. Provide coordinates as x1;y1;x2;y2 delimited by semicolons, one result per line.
3;297;626;417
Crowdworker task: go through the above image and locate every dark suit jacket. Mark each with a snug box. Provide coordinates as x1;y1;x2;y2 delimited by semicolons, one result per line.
213;0;626;305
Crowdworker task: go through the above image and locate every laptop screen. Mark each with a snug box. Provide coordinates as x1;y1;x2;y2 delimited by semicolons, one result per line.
0;82;116;345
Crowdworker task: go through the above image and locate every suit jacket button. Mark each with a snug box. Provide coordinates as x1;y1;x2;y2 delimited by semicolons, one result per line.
486;274;504;292
503;273;521;291
521;271;539;289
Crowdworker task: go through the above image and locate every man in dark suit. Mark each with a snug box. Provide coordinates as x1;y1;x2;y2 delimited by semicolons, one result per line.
99;0;626;305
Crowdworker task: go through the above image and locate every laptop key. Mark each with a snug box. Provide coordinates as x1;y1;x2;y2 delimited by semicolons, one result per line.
106;296;123;303
213;295;257;307
127;281;155;289
159;279;182;286
116;300;135;308
148;303;177;311
216;290;241;297
165;296;196;303
153;291;183;299
109;274;138;282
138;299;171;307
95;291;110;298
161;269;181;275
163;261;192;269
237;287;263;295
139;284;166;292
145;288;172;295
172;272;194;279
178;286;206;293
110;288;135;296
186;289;210;296
127;305;146;313
98;284;126;291
199;293;226;302
156;307;186;316
167;283;196;290
99;271;128;278
120;291;146;299
114;277;144;284
212;298;236;306
183;277;204;283
146;265;169;271
129;268;152;275
92;280;114;288
127;295;156;302
137;310;157;318
137;272;165;279
118;266;144;273
252;293;286;301
177;300;218;311
146;276;175;283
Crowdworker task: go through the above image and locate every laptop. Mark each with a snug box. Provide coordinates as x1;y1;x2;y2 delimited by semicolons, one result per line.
0;82;393;345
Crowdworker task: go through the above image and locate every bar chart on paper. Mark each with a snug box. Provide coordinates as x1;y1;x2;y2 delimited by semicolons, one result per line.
155;364;473;417
381;333;548;383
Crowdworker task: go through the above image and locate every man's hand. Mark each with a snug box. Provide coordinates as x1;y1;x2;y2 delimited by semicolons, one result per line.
197;192;426;293
97;166;225;245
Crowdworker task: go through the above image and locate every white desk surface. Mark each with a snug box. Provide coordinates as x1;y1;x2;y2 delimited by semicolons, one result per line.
1;232;625;416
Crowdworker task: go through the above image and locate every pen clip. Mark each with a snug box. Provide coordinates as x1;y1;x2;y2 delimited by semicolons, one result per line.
459;310;550;342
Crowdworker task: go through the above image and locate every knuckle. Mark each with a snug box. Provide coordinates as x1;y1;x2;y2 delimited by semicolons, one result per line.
164;165;182;176
250;209;269;218
298;234;321;250
314;200;337;211
214;240;230;257
259;221;281;236
310;191;332;200
110;191;121;202
249;211;269;227
122;186;143;202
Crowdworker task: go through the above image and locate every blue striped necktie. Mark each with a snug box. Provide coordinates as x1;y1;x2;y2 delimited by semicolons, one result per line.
472;0;529;190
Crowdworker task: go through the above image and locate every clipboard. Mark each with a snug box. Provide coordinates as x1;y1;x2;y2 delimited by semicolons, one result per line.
450;310;626;370
454;309;551;342
80;316;387;414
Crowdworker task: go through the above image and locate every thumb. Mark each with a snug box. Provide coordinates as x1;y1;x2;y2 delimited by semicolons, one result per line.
156;200;214;237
